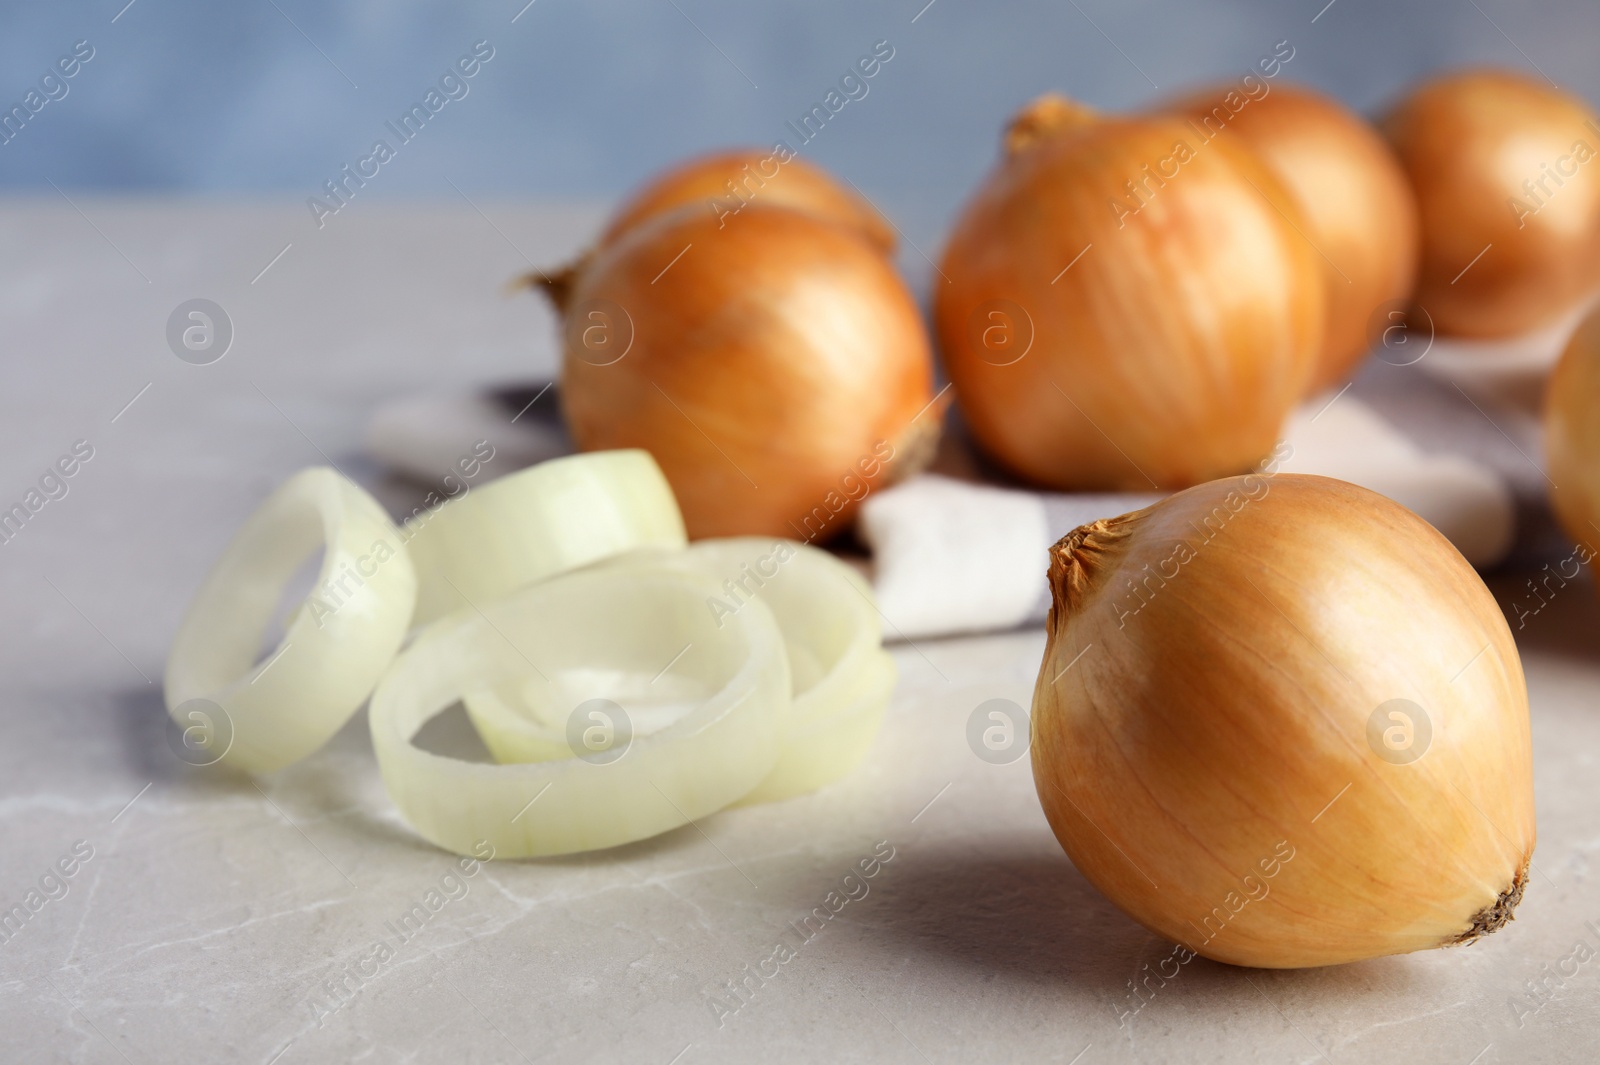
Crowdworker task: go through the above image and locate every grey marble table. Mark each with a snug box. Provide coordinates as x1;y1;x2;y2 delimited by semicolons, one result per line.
0;201;1596;1064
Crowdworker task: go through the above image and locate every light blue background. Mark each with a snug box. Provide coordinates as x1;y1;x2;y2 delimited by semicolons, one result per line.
1;0;1595;231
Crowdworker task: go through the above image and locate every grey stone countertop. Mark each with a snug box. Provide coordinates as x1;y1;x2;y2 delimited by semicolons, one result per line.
0;200;1596;1064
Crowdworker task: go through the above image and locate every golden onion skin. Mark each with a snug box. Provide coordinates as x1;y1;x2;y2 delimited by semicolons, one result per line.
1032;474;1534;968
935;101;1323;492
1546;308;1600;550
1384;70;1600;338
561;204;938;540
1170;83;1420;395
597;148;896;255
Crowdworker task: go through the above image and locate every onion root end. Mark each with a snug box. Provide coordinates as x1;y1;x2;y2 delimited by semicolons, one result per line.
1449;860;1529;947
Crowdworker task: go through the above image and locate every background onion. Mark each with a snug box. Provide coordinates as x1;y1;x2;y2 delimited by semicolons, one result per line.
1384;69;1600;338
1169;82;1419;394
1545;306;1600;551
596;148;895;255
559;203;939;539
935;95;1324;491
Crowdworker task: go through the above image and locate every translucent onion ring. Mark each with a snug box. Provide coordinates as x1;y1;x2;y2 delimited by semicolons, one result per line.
465;539;894;805
404;449;686;626
164;468;417;774
368;564;791;858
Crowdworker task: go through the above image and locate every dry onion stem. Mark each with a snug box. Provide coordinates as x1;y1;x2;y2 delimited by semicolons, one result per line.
936;94;1323;491
1032;474;1534;968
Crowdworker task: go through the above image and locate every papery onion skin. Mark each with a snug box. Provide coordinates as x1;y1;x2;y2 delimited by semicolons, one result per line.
1546;308;1600;552
561;204;940;539
1169;82;1419;394
1384;69;1600;338
935;95;1323;492
598;148;896;255
1032;474;1534;968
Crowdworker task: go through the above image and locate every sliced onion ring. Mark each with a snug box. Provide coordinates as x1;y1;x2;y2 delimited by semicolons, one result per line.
404;449;686;626
368;564;790;858
465;539;893;805
164;467;417;774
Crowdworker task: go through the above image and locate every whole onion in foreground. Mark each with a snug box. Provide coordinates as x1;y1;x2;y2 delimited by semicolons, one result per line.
595;148;895;255
1169;82;1419;394
935;95;1324;492
1384;70;1600;338
554;204;939;539
1546;307;1600;553
1032;474;1534;968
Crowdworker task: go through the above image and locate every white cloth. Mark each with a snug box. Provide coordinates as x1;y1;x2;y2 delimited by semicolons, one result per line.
365;390;1515;642
855;396;1514;641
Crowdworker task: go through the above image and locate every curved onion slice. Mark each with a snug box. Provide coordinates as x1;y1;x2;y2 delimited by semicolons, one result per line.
164;468;417;774
368;564;791;857
736;644;895;806
404;449;686;626
466;539;894;804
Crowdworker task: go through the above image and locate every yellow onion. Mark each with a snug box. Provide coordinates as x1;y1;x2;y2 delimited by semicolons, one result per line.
597;148;895;255
935;94;1324;491
1032;473;1534;968
553;203;941;539
1169;82;1419;393
1546;307;1600;552
1384;69;1600;338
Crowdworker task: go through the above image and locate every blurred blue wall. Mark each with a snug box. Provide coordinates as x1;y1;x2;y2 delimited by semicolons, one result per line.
1;0;1596;231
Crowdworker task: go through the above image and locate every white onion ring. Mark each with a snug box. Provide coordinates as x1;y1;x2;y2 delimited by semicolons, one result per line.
466;539;893;805
368;564;791;858
404;449;686;626
164;468;417;774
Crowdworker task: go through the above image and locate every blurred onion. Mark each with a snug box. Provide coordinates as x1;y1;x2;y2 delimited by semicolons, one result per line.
1384;69;1600;338
598;148;895;255
935;94;1323;491
1170;82;1419;393
1545;306;1600;553
557;204;939;539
